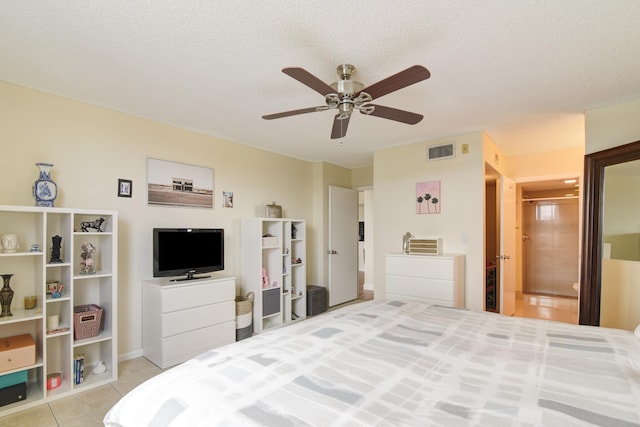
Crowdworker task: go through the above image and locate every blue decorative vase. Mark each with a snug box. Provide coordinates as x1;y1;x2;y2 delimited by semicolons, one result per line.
33;163;58;207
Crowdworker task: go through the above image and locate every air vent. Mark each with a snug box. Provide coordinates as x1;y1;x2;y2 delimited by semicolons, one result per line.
408;237;443;256
427;143;455;160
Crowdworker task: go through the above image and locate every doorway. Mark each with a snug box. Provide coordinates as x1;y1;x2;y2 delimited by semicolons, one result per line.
484;164;516;316
520;180;580;298
328;185;358;306
358;189;374;301
513;178;580;325
522;199;579;296
486;171;580;323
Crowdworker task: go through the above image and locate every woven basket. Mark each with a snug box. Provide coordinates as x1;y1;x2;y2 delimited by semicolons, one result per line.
235;292;254;341
74;304;103;340
235;292;254;316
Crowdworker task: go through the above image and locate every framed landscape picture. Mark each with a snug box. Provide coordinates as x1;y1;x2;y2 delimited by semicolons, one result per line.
146;158;214;208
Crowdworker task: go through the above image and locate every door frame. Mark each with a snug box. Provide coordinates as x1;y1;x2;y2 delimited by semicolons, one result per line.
485;164;516;315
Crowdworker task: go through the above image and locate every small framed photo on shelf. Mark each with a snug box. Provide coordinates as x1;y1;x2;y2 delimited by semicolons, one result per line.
118;179;132;198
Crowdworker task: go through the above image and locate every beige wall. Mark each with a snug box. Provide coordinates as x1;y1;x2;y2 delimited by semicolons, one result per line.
585;98;640;153
351;165;373;189
0;81;317;358
374;132;486;311
506;147;584;181
483;132;508;177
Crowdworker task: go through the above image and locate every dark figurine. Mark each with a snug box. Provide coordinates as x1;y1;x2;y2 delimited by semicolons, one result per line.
81;217;105;232
50;235;63;263
0;274;14;317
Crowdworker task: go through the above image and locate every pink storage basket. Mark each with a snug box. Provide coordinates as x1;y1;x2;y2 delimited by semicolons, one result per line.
73;304;103;340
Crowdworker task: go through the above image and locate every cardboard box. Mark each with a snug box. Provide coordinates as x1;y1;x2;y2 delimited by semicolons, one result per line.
0;334;36;373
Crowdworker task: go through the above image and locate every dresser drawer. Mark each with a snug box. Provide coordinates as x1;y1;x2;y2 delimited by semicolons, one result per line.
161;280;235;313
162;300;235;337
162;321;235;367
386;255;455;280
386;275;454;303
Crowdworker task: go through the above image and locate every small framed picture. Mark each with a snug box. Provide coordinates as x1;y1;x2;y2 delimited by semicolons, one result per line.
118;179;133;198
223;191;233;208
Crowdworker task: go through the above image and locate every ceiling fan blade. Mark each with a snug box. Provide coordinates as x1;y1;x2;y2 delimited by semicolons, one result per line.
363;104;423;124
282;67;338;96
360;65;430;100
262;106;326;120
331;114;351;139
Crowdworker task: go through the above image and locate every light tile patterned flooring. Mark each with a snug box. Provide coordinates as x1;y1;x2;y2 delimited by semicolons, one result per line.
0;357;163;427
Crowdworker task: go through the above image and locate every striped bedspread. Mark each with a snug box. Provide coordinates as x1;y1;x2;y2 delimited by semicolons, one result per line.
104;300;640;426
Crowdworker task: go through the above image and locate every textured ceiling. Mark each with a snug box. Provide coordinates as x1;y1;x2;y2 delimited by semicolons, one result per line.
2;1;640;168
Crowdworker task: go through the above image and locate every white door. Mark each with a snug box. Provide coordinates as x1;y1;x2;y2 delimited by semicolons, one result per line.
328;185;358;306
499;176;517;316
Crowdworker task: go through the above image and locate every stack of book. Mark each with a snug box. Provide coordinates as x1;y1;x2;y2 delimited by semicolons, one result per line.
74;354;85;385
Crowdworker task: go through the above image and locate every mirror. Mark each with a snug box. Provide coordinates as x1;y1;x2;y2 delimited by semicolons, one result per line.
580;140;640;326
602;159;640;262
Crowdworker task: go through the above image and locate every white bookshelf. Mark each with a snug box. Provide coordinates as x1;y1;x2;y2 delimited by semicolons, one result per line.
0;205;117;416
240;218;306;333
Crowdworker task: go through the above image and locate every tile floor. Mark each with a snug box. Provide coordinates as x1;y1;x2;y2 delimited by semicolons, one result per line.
0;357;163;427
514;292;579;324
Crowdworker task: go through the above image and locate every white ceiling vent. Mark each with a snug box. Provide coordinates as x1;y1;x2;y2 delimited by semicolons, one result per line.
427;143;455;161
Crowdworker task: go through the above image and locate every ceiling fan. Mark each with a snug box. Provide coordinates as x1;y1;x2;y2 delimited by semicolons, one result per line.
262;64;430;139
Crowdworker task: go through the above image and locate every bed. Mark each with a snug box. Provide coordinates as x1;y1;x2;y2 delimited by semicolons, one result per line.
104;300;640;426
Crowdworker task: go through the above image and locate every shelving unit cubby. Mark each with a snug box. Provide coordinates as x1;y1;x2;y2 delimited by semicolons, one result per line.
0;205;117;416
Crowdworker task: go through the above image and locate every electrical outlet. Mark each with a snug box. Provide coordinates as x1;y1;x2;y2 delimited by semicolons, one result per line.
461;144;469;154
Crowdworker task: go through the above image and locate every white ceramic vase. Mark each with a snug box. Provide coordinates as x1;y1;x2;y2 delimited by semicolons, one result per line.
0;234;19;253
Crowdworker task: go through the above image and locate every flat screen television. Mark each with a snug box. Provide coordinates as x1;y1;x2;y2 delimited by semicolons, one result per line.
153;228;224;281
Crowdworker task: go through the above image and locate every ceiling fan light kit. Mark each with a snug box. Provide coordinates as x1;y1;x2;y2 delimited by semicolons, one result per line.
263;63;430;139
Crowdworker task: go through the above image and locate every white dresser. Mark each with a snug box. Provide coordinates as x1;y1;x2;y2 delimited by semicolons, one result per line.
385;254;465;307
142;275;236;368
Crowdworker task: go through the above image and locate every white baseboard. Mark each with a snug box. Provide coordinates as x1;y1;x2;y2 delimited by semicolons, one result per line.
119;349;144;363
